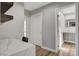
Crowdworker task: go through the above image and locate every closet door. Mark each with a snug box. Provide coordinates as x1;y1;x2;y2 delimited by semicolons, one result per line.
30;12;42;46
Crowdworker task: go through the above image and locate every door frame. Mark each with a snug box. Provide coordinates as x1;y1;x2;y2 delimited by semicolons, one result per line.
55;8;60;52
55;3;78;56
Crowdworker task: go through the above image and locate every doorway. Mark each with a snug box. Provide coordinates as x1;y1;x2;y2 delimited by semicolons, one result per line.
56;4;76;56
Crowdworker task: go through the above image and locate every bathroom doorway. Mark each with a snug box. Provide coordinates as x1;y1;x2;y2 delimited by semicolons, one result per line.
56;4;76;56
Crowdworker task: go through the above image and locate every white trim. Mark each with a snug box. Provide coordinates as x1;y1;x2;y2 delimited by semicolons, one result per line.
41;46;57;53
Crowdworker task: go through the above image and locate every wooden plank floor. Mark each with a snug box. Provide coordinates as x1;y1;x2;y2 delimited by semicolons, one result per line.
36;42;75;56
59;42;75;56
36;46;57;56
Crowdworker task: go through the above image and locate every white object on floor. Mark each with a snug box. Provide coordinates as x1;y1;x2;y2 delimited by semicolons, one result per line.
0;39;36;56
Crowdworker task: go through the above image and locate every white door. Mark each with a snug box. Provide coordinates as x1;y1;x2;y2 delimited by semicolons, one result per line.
30;13;42;46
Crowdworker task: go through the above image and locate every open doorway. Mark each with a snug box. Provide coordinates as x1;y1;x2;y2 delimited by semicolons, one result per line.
56;4;76;56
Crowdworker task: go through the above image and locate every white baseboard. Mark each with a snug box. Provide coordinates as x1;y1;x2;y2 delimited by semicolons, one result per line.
41;46;57;53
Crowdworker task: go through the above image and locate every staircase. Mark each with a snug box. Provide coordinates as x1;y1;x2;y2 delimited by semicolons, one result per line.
0;2;13;23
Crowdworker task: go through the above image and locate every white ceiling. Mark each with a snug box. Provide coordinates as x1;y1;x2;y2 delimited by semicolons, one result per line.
24;2;51;11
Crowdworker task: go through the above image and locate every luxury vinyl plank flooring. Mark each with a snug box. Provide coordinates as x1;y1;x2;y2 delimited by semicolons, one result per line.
36;42;75;56
59;42;75;56
47;52;57;56
36;46;57;56
36;48;51;56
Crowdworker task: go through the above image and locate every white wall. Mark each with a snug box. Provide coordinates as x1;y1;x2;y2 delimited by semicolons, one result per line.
0;2;1;24
30;12;42;46
76;2;79;56
42;6;56;50
0;3;24;40
24;10;31;39
31;2;75;51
